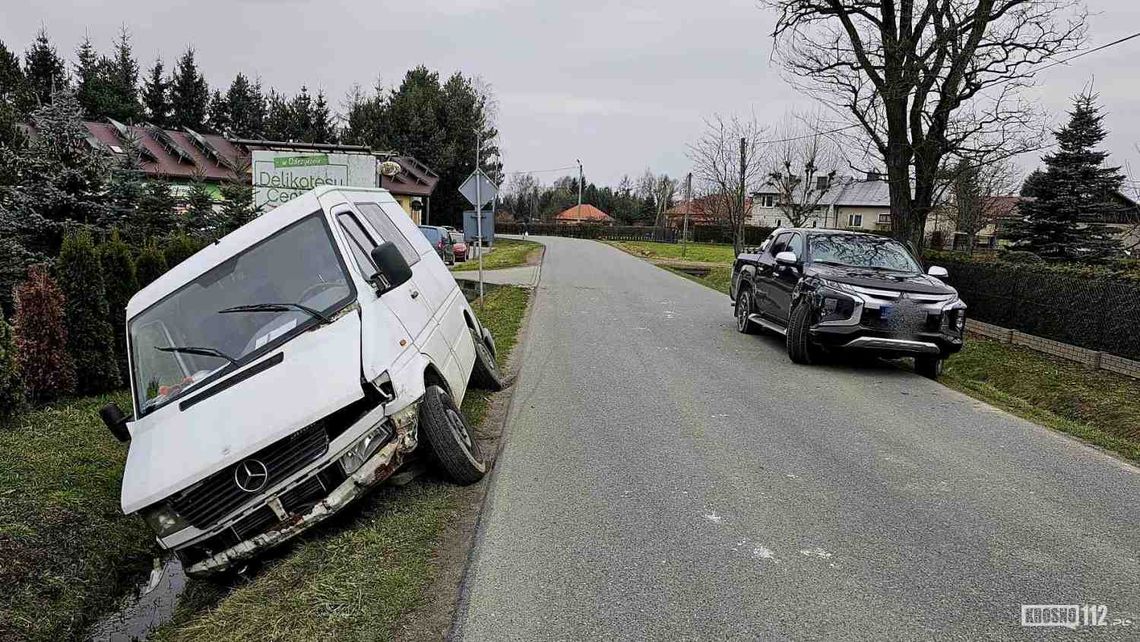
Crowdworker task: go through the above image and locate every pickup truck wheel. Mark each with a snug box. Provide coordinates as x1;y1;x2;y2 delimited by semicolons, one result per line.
915;356;943;380
786;303;819;365
735;289;759;334
469;328;504;391
420;385;486;484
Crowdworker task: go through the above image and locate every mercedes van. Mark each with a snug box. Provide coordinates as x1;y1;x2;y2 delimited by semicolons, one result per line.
100;186;503;576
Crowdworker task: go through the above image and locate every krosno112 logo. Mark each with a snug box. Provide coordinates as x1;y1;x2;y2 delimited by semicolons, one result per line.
1021;604;1134;629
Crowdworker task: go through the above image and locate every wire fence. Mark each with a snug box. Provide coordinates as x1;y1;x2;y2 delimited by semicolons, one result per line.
939;260;1140;360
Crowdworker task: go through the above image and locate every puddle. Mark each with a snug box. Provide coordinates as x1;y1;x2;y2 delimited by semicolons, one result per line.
87;556;188;641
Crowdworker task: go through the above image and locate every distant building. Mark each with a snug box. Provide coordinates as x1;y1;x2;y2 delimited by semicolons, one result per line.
751;173;893;231
77;118;438;222
553;204;615;225
664;195;753;229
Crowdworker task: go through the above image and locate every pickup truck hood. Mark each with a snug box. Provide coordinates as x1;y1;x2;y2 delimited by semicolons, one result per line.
806;264;956;296
120;312;365;514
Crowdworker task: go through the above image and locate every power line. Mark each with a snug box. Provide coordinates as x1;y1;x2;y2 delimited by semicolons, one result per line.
1037;31;1140;72
503;164;579;175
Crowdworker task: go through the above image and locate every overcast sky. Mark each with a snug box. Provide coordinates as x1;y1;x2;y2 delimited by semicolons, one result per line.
4;0;1140;188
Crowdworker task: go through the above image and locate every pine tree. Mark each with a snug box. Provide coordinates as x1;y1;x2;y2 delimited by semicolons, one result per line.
218;180;257;235
0;307;25;418
181;179;216;238
58;230;120;394
13;265;75;402
206;89;229;134
289;86;314;141
224;74;264;138
310;90;334;142
141;58;170;126
135;240;168;288
263;90;291;140
22;29;68;107
170;48;208;129
74;35;108;119
104;26;141;123
133;180;177;242
1010;92;1125;262
98;230;137;382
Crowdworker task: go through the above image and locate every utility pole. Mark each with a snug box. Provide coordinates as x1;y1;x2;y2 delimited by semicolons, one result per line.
476;132;484;303
576;158;583;221
682;172;692;258
738;137;746;253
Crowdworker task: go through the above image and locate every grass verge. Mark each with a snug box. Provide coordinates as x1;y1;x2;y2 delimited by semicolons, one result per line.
156;285;532;641
0;392;156;641
606;240;735;264
664;265;734;294
943;337;1140;462
452;238;542;272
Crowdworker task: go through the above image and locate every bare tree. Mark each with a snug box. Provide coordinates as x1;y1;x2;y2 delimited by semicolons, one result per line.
763;0;1086;249
943;158;1017;254
767;113;840;227
688;114;766;254
504;172;541;223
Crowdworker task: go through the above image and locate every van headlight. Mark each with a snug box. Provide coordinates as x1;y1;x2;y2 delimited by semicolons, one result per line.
339;424;391;475
142;504;189;537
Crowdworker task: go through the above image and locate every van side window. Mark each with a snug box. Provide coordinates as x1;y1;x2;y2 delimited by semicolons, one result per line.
336;212;377;275
355;202;420;266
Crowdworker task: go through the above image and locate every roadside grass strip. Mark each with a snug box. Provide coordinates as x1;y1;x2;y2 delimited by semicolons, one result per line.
606;240;736;264
452;238;542;272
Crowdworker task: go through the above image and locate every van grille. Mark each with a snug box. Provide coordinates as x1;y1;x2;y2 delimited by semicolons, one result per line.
169;424;329;529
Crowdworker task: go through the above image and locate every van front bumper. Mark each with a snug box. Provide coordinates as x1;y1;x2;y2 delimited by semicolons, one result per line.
182;409;419;576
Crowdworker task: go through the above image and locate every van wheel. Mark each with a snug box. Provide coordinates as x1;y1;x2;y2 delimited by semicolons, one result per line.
469;328;503;391
420;385;486;484
915;356;943;380
786;303;820;365
735;288;759;334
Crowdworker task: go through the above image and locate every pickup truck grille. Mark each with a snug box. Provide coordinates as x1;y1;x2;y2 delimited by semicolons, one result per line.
169;424;329;529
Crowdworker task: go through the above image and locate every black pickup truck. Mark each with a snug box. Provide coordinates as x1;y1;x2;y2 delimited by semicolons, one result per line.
729;228;966;379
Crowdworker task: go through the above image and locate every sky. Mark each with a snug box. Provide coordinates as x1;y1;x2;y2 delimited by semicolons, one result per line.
4;0;1140;189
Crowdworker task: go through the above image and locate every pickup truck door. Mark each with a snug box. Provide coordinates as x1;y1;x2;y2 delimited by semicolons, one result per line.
768;232;803;324
755;232;791;319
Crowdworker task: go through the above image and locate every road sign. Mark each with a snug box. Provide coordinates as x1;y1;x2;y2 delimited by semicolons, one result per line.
459;170;498;209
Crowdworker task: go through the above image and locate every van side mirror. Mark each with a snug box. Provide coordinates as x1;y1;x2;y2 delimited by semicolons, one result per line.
370;242;412;292
927;265;949;278
775;251;798;266
100;402;132;442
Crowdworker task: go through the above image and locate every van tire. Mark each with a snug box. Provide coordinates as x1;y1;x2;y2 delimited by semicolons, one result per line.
786;302;818;365
420;385;486;485
469;328;504;391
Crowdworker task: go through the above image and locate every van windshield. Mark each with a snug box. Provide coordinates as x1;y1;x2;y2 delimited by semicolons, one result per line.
128;214;355;415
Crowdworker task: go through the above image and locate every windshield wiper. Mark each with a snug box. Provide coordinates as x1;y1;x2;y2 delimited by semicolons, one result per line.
217;302;332;324
155;345;239;365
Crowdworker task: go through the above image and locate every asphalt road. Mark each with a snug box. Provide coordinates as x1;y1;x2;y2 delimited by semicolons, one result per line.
453;236;1139;640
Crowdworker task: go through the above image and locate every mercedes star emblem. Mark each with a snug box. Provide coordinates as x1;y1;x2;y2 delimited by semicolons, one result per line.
234;459;269;493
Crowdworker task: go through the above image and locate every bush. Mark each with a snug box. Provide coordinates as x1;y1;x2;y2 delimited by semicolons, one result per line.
999;249;1044;264
163;232;203;269
58;231;120;395
99;231;139;383
13;266;75;402
0;309;26;419
135;240;169;289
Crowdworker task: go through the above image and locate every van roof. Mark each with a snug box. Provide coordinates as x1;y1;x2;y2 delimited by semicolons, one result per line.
126;186;393;317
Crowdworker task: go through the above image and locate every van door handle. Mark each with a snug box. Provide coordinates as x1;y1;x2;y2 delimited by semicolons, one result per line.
410;290;420;299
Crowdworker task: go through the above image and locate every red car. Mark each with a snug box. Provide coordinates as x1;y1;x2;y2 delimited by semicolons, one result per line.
450;231;468;262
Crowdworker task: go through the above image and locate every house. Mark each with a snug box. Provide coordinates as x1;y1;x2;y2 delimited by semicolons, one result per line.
751;173;893;231
78;118;438;222
663;195;753;229
553;204;615;225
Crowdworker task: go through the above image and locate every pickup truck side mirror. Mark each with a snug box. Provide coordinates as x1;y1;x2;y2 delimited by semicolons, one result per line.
927;265;949;278
370;242;413;292
100;402;132;442
775;251;799;266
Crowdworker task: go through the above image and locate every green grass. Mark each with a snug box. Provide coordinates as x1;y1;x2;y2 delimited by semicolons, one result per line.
158;285;532;642
607;240;735;264
666;266;734;294
451;238;542;272
0;392;157;641
942;337;1140;461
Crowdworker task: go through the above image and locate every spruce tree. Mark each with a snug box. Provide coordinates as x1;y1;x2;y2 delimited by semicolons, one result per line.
135;241;168;288
182;180;216;237
105;27;141;123
142;58;170;126
74;35;108;119
99;230;137;382
1010;92;1125;261
170;48;208;129
13;265;75;402
289;86;314;141
22;29;68;107
58;230;120;394
224;73;264;138
310;90;334;143
0;39;27;148
207;89;229;134
0;307;25;418
133;180;177;242
218;180;258;235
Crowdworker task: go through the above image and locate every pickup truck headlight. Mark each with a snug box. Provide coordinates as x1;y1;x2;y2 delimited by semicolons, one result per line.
142;504;189;537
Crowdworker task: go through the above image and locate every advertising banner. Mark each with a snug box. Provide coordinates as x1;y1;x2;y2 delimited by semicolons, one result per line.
252;151;378;211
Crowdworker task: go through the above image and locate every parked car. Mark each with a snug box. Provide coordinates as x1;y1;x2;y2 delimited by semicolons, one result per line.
100;186;504;576
450;231;468;262
729;228;965;379
419;225;455;265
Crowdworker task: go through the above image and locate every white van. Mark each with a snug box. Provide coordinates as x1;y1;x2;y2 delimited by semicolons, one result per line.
99;186;503;576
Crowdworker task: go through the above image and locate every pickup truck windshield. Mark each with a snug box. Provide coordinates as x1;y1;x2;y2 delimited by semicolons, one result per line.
128;214;355;415
808;235;921;273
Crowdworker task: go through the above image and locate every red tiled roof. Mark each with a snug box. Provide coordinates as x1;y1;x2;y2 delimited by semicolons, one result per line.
664;196;752;226
553;204;614;223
